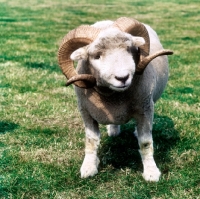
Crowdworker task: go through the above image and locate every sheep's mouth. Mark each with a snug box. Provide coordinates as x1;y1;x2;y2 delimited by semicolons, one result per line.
110;85;130;92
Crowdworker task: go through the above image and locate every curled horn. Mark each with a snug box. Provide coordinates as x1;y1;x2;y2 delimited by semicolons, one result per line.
58;18;173;88
113;17;173;74
58;25;100;88
137;49;173;71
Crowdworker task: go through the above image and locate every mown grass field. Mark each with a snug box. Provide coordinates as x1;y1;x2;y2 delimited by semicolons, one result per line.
0;0;199;198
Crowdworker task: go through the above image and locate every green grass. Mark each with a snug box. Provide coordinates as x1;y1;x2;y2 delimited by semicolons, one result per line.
0;0;199;198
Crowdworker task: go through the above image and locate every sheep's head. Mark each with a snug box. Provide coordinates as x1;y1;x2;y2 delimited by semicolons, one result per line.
71;28;145;91
58;17;173;89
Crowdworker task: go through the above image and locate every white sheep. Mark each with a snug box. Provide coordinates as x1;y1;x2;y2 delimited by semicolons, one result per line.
58;17;173;182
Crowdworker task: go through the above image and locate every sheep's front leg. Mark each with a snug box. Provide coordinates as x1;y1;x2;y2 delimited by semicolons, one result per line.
138;134;161;182
80;115;100;178
135;110;161;182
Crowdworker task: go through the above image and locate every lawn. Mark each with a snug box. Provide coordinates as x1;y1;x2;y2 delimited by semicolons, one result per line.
0;0;199;198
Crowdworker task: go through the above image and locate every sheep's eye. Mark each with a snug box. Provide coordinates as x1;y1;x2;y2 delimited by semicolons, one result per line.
94;53;101;60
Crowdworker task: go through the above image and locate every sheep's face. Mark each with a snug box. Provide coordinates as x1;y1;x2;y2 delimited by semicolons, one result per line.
71;28;145;92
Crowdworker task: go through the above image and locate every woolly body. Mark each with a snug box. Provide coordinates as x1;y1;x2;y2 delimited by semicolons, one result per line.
69;20;169;181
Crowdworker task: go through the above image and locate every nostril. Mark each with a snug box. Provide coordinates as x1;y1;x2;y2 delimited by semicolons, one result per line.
115;74;129;83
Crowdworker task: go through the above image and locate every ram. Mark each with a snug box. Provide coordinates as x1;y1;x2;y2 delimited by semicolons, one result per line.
58;17;173;182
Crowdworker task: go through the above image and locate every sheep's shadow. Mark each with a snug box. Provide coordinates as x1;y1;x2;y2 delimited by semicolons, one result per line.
0;121;19;134
99;114;180;172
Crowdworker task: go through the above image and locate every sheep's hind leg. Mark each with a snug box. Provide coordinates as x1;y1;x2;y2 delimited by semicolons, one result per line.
133;126;138;138
80;118;100;178
107;124;120;137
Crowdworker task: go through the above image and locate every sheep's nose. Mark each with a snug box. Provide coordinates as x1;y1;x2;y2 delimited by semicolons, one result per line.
115;74;129;84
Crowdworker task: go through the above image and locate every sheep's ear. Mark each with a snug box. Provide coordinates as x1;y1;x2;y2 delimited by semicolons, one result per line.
70;47;88;61
132;36;145;47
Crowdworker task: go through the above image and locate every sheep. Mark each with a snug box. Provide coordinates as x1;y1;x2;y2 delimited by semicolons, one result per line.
58;17;173;182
